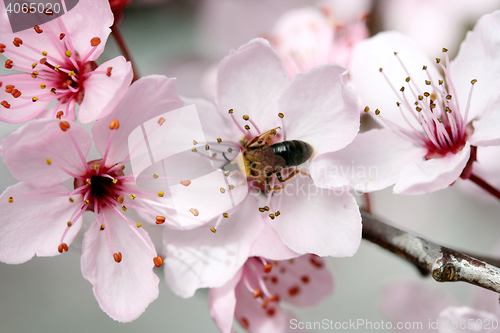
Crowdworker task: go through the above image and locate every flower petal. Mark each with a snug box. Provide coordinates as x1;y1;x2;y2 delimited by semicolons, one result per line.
451;10;500;122
469;99;500;147
92;75;184;164
0;119;92;188
310;128;423;192
208;268;243;333
163;196;264;298
350;31;441;131
0;182;83;264
80;212;159;322
266;255;333;307
279;64;359;156
78;56;133;123
270;175;361;257
250;221;299;260
216;38;289;133
393;144;471;194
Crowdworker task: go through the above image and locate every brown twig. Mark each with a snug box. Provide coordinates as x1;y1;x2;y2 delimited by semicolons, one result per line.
361;210;500;293
468;172;500;202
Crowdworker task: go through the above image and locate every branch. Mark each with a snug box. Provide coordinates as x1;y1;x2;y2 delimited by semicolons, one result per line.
361;210;500;293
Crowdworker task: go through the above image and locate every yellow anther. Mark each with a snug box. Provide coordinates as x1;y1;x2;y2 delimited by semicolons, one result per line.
137;223;142;228
205;144;210;150
210;227;216;233
32;96;38;102
425;80;431;85
122;206;127;211
375;109;381;115
32;63;37;69
8;197;13;203
228;185;235;190
228;148;233;153
364;106;370;112
436;58;441;63
193;140;198;145
68;71;75;77
228;109;233;114
54;65;60;71
269;213;275;220
84;199;90;204
442;48;448;52
405;77;410;82
400;87;405;92
259;207;265;212
67;221;72;227
275;211;281;217
191;148;197;153
220;188;226;194
439;80;443;85
100;224;105;230
69;197;74;203
217;138;222;143
157;117;165;126
87;180;91;185
471;79;477;85
112;179;118;184
224;171;230;177
243;115;249;121
46;158;52;165
244;125;250;130
50;88;56;94
130;194;136;200
40;83;46;89
42;51;47;56
278;113;284;118
158;191;164;197
94;164;99;170
379;68;383;72
418;95;423;100
264;206;270;211
223;213;228;218
153;173;159;179
422;65;427;70
393;52;398;55
65;50;72;57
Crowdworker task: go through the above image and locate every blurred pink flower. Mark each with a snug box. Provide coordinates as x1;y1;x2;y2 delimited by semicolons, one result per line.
0;0;133;123
0;75;183;322
269;6;369;78
162;38;361;298
313;10;500;194
210;255;333;333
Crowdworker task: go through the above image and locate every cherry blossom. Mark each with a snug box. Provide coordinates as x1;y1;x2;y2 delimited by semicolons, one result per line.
161;38;361;298
313;10;500;194
269;6;369;78
0;75;183;322
209;255;333;333
0;0;133;123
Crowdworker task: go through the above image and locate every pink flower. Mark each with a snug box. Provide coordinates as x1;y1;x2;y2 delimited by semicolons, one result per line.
313;10;500;194
209;255;334;333
0;0;133;123
269;6;369;78
161;38;361;297
0;75;183;322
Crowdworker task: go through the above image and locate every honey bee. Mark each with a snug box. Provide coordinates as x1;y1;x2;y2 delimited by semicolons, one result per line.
241;127;313;190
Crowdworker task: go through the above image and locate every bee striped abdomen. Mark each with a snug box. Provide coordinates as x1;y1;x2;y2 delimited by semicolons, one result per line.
271;140;313;167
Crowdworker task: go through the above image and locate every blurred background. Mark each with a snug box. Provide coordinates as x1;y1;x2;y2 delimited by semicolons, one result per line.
1;0;500;332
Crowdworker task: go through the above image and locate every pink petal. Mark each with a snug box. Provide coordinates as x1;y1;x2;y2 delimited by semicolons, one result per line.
234;277;287;333
0;119;92;188
451;10;500;122
80;213;159;323
350;31;442;131
0;182;83;264
216;38;289;133
250;221;299;260
60;0;114;61
163;197;265;298
270;175;361;257
279;64;359;156
393;144;471;194
92;75;184;165
310;128;424;192
0;74;52;123
381;281;453;332
208;268;243;333
78;56;133;123
266;255;333;308
469;99;500;147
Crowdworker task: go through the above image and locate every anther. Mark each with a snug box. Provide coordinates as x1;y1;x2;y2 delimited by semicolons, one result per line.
259;207;265;212
158;191;164;197
8;197;13;203
109;119;120;130
158;117;165;126
69;198;74;203
117;195;124;204
269;214;275;220
288;286;299;296
180;180;191;186
58;243;69;253
193;140;198;145
153;256;163;267
13;37;23;47
228;185;234;190
396;102;401;106
275;211;280;217
375;109;381;115
267;309;276;316
189;208;199;216
90;37;101;46
42;51;48;56
217;138;222;143
0;44;4;53
40;83;46;89
65;50;72;57
264;206;270;211
46;158;52;165
5;60;13;69
55;111;63;119
155;216;166;225
32;97;39;102
59;121;70;131
191;148;197;153
243;115;249;121
379;68;383;72
425;80;431;85
2;101;11;108
205;144;210;150
364;106;370;113
31;71;39;78
106;67;112;77
87;180;91;185
50;88;56;95
301;276;310;284
220;188;226;194
223;213;228;218
253;288;262;298
442;48;448;52
393;52;398;55
436;58;441;63
113;252;122;263
121;206;127;211
471;79;477;85
405;77;410;82
416;107;422;112
84;199;90;204
438;80;443;85
263;264;273;273
418;95;423;100
59;33;65;40
136;223;142;228
278;113;284;118
228;109;234;114
228;148;233;153
34;25;43;33
153;173;159;179
100;224;105;230
210;227;216;233
424;92;430;97
400;87;405;92
422;65;427;70
130;194;136;199
244;125;250;130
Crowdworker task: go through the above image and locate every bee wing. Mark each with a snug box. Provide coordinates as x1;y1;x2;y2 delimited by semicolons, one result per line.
247;127;281;148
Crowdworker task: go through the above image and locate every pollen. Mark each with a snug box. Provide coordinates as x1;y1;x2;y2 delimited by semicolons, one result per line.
130;194;136;199
136;223;142;228
158;117;165;126
153;256;163;267
155;216;166;225
46;158;52;165
109;119;120;130
8;197;13;203
65;50;72;57
210;227;216;233
90;37;101;46
158;191;164;197
180;180;191;186
31;71;39;78
113;252;122;263
189;208;199;216
153;173;159;179
59;121;70;131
